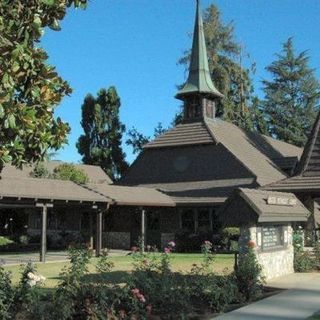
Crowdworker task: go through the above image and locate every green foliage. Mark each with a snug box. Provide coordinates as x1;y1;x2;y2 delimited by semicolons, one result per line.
77;87;128;180
0;264;14;320
293;229;315;272
263;38;320;147
126;122;169;155
95;249;114;274
0;0;87;172
30;162;52;178
53;163;89;184
0;236;14;247
221;227;240;250
235;248;264;301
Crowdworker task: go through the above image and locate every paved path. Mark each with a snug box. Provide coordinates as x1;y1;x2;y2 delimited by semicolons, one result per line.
0;249;129;265
214;273;320;320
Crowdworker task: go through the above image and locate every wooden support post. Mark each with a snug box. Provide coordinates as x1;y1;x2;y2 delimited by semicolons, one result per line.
141;208;146;253
96;210;103;257
40;205;47;263
36;203;53;263
89;213;94;249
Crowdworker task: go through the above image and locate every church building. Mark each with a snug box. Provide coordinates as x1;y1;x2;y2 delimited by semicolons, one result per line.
108;0;302;249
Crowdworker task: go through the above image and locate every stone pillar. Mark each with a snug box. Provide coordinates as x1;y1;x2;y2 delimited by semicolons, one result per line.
239;224;294;280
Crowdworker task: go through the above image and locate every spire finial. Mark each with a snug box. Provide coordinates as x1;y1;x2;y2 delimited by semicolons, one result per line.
176;0;223;100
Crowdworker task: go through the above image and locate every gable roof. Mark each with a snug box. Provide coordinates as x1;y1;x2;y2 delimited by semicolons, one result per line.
218;188;309;226
205;119;288;186
0;177;109;203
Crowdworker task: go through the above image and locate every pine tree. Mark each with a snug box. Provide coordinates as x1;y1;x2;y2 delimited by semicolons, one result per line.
263;38;320;147
179;4;256;130
77;87;128;180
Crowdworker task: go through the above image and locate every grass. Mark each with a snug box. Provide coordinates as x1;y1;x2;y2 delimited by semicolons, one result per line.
3;253;235;289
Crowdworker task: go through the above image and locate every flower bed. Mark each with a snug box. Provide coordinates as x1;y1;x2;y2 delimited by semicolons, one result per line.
0;241;270;319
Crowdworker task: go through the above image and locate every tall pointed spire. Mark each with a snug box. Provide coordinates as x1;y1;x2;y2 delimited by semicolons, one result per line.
176;0;223;100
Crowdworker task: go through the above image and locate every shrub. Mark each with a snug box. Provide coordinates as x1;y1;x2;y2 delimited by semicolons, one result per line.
221;227;240;251
175;229;212;252
235;244;264;301
293;229;315;272
187;241;237;313
0;236;14;247
0;264;14;320
53;163;89;184
314;240;320;270
96;249;114;273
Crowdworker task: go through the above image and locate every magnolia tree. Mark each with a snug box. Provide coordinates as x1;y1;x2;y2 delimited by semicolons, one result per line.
0;0;87;173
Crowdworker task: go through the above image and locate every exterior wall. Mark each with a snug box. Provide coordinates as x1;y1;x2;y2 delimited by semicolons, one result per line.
239;224;294;280
104;232;130;249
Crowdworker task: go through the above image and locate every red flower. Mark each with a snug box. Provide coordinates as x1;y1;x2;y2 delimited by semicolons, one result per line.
131;246;139;253
248;240;256;248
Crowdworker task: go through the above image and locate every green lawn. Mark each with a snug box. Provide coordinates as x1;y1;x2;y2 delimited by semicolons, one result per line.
4;253;235;289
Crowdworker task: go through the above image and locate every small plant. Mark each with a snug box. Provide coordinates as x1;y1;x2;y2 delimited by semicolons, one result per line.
96;249;114;273
0;264;14;320
235;241;264;301
293;229;314;272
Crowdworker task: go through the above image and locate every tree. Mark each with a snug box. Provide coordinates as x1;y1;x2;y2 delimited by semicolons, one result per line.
126;123;168;155
179;4;257;130
0;0;88;175
263;38;320;146
77;87;128;180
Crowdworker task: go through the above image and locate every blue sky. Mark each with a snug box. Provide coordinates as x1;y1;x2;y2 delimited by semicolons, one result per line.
42;0;320;164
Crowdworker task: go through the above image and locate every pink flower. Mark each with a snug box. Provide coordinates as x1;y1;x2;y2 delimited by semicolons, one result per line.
137;293;146;303
131;288;140;295
168;241;176;248
119;310;126;319
131;246;139;252
146;245;151;251
204;240;212;246
164;247;171;254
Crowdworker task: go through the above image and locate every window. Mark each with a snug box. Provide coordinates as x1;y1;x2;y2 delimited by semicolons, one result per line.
181;209;195;232
147;212;160;231
198;209;211;231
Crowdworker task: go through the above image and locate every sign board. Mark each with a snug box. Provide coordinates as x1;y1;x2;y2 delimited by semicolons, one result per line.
267;196;297;206
261;226;283;249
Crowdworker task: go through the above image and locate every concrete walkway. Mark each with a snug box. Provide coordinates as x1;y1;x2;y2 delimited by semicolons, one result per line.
215;273;320;320
0;249;129;265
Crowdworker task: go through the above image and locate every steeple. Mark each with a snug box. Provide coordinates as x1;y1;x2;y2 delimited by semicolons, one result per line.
176;0;223;122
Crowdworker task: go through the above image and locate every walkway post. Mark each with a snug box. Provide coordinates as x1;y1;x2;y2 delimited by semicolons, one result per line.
141;208;146;253
36;203;53;263
96;209;103;257
89;213;94;249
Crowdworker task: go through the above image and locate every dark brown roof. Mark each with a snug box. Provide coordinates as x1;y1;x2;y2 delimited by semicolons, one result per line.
0;177;109;203
141;178;257;205
219;188;309;226
121;144;255;185
295;111;320;177
2;161;112;184
144;122;216;149
85;184;175;207
263;176;320;193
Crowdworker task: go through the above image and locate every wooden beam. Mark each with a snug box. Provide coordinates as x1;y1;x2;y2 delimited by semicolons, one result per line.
96;210;103;257
40;205;48;263
89;213;94;250
141;208;146;253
